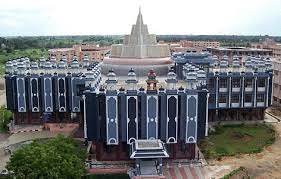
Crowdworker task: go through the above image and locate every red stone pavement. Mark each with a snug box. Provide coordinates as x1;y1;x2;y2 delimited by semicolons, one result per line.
87;165;233;179
88;168;128;174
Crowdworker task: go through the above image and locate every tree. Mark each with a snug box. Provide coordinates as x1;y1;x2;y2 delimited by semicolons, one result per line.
6;135;87;179
6;47;13;53
0;106;12;132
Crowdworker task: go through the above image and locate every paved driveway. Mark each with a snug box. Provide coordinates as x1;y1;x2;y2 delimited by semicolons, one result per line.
163;165;234;179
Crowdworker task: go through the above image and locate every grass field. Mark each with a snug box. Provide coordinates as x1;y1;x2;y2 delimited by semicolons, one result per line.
199;124;276;159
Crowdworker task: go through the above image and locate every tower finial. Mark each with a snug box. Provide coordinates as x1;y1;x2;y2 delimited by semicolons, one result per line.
139;6;141;14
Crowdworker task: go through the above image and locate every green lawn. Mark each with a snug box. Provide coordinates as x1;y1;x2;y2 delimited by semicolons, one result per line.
199;124;275;159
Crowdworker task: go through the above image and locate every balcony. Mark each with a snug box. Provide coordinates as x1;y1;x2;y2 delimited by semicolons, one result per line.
219;103;227;108
232;87;240;92
257;102;265;107
245;87;253;92
244;102;253;107
257;87;266;92
219;88;228;93
208;103;216;109
231;103;240;108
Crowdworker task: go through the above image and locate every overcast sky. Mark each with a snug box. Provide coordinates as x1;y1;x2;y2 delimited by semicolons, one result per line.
0;0;280;36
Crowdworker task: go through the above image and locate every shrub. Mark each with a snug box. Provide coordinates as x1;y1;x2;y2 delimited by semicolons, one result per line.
0;106;13;132
221;166;249;179
6;135;87;178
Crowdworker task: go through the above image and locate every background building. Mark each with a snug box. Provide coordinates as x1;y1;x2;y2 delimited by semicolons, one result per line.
251;38;281;59
180;40;220;48
48;44;110;62
207;47;272;60
272;60;281;106
167;40;220;53
48;48;74;62
169;43;206;53
252;39;281;106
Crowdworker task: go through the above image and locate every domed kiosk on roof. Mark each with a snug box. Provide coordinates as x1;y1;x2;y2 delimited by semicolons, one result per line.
101;8;173;76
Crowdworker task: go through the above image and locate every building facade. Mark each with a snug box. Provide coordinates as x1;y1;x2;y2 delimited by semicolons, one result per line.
5;57;210;162
251;38;281;59
207;47;272;61
5;52;273;163
3;53;272;176
180;40;220;48
5;57;101;124
48;44;110;63
169;43;206;53
168;41;219;54
251;39;281;106
272;60;281;106
173;52;273;122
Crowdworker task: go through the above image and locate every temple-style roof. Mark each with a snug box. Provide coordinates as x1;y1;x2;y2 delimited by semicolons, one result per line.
130;140;169;159
130;7;149;46
109;8;170;59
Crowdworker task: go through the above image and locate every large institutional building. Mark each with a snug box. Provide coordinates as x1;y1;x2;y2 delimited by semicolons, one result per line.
4;9;273;177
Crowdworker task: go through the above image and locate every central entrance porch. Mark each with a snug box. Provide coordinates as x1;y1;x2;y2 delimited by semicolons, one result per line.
129;139;169;178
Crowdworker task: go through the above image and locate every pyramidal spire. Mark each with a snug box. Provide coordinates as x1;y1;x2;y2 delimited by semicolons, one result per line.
135;6;144;46
136;6;143;26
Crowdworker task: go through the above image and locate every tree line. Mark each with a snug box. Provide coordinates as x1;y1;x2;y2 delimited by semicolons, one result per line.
1;35;280;53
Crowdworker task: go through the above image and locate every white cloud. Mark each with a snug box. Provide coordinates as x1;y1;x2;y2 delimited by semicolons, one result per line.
0;0;280;36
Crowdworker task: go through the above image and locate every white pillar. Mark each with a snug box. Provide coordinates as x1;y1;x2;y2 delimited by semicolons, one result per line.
82;95;87;139
241;76;244;107
215;77;219;108
205;92;209;137
228;77;231;107
266;76;270;107
254;77;257;107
